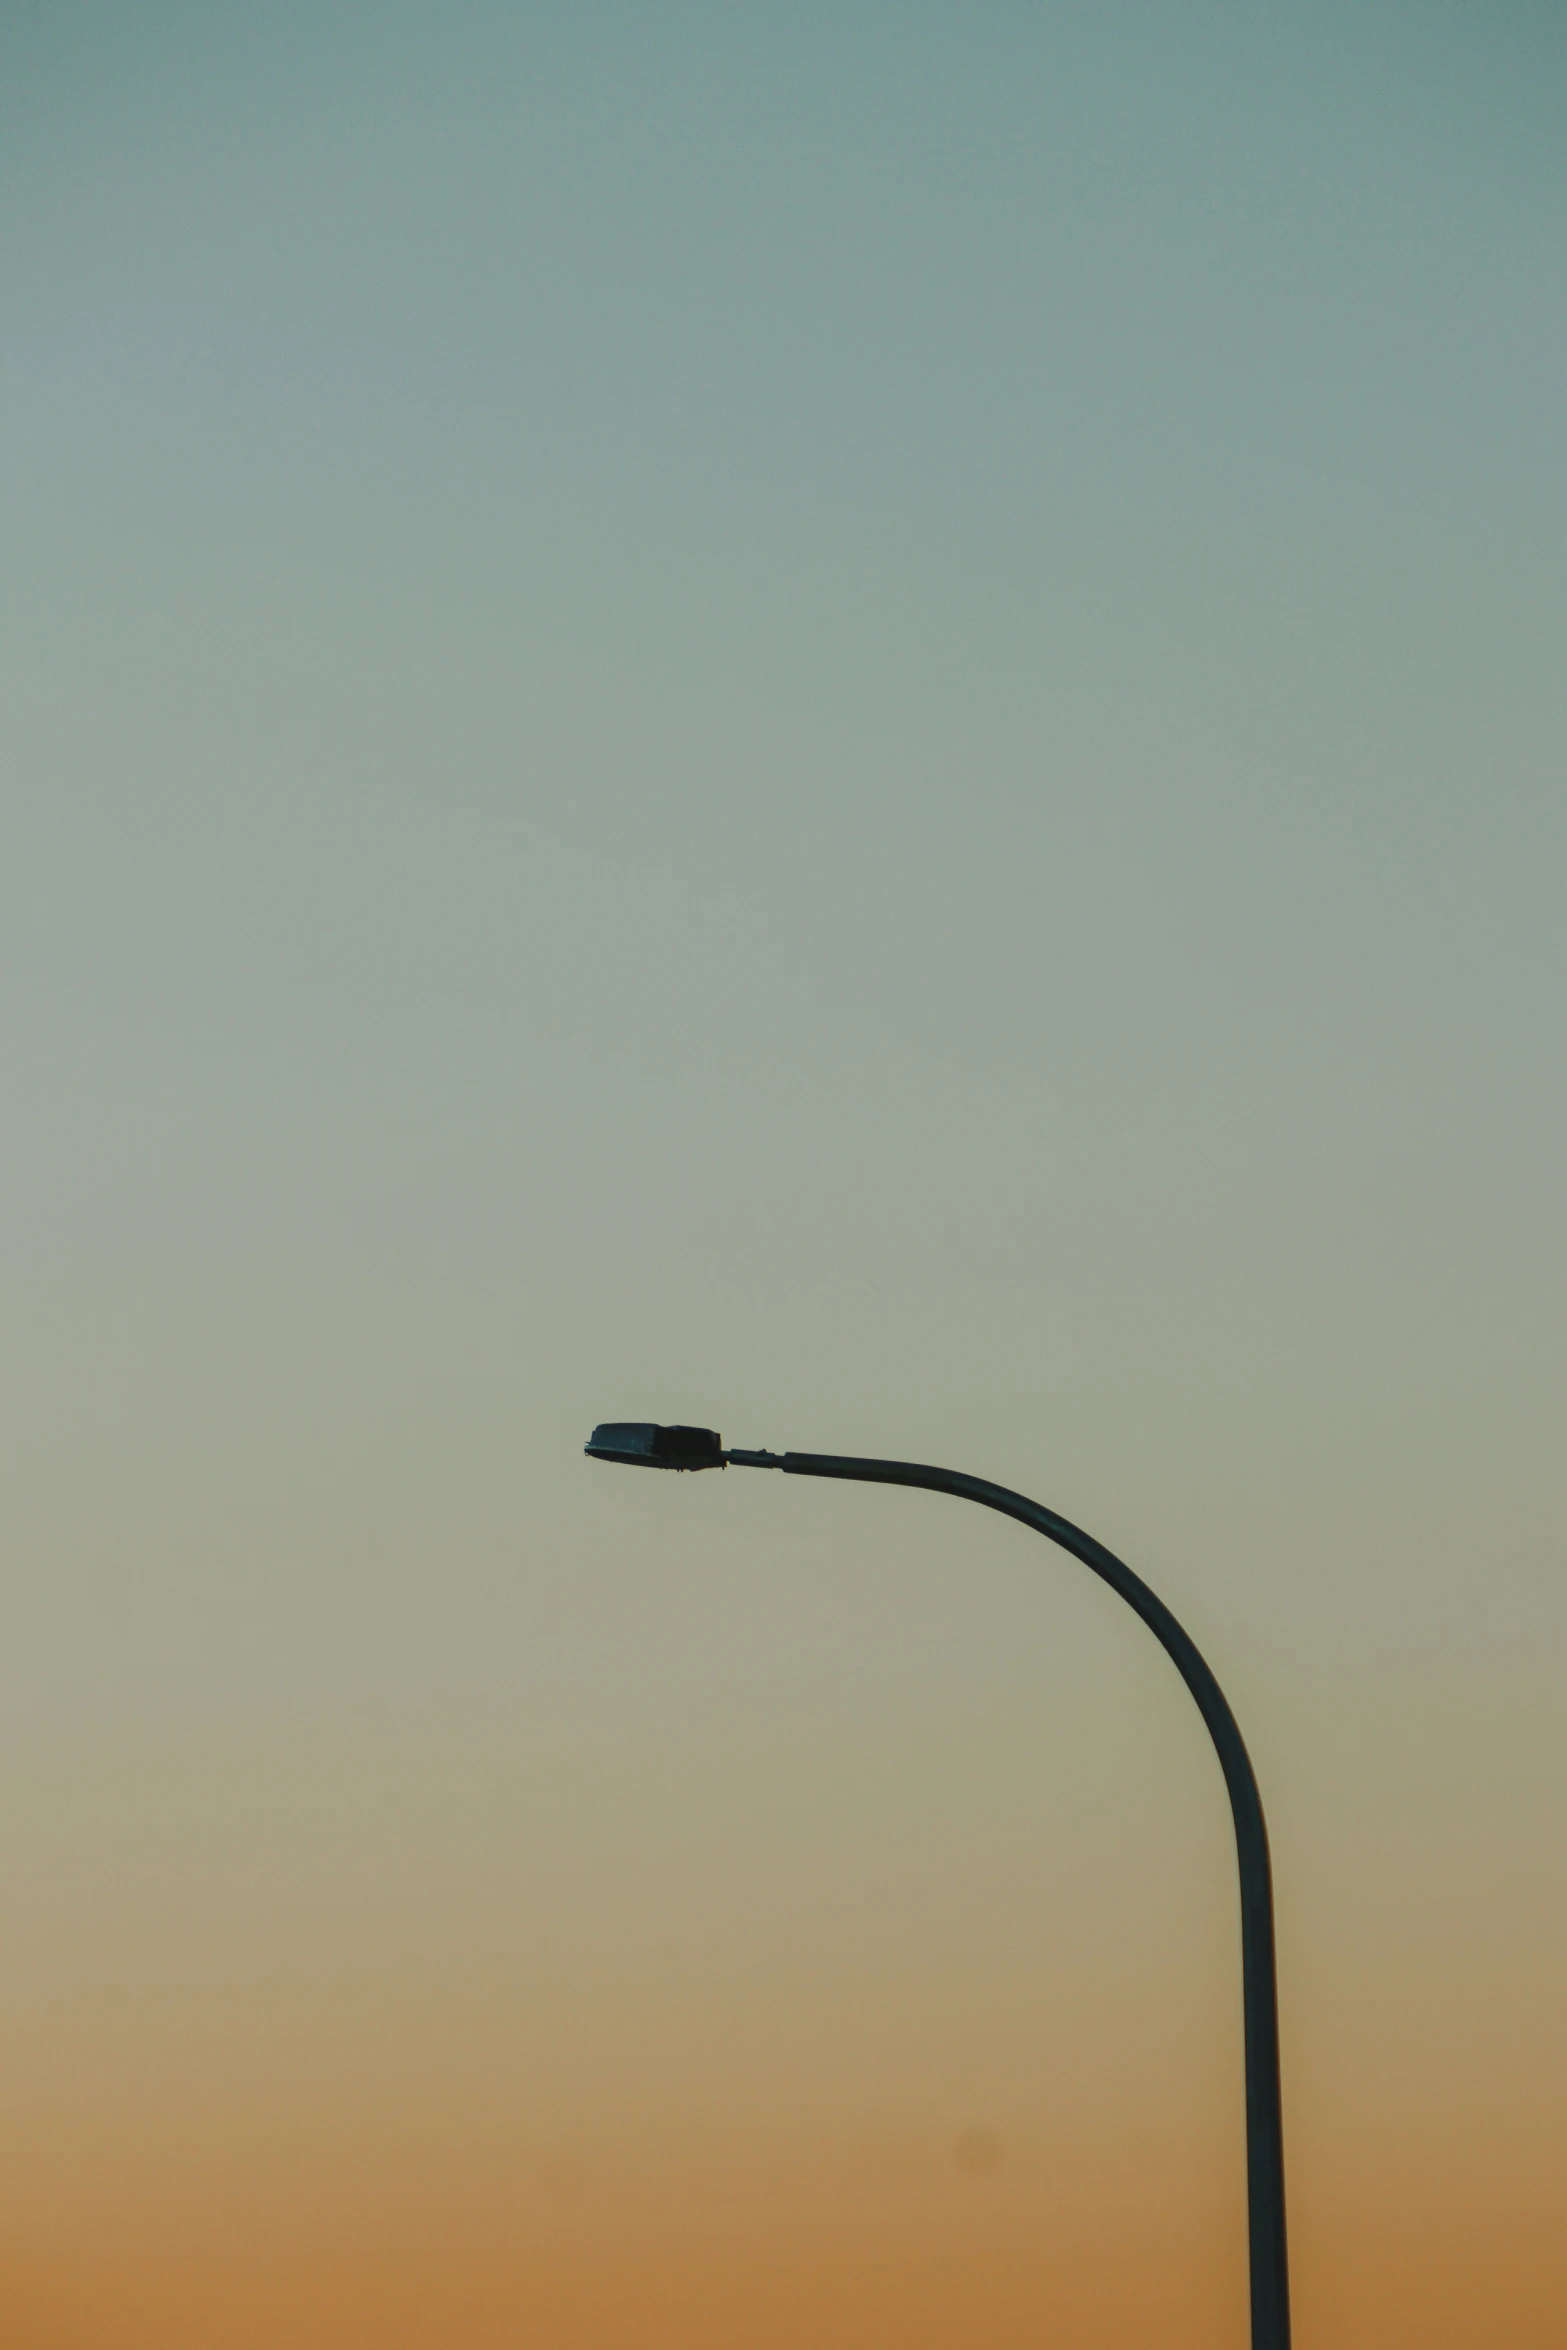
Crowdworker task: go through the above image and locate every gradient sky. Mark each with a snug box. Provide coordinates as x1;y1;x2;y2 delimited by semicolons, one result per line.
2;6;1564;2344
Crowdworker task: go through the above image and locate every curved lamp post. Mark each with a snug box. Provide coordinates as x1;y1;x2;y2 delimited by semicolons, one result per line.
584;1421;1291;2350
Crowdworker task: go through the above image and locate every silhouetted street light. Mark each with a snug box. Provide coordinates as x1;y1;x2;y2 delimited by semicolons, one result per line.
584;1421;1291;2350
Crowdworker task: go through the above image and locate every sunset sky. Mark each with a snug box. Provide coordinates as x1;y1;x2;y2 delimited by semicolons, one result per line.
2;5;1563;2344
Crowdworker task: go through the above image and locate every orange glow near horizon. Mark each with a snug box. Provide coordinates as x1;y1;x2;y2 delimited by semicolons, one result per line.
5;2138;1562;2349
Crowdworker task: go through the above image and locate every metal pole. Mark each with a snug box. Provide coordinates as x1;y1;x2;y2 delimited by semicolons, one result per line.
726;1446;1291;2350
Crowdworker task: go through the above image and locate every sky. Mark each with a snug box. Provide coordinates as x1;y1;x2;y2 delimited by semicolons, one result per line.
2;4;1564;2343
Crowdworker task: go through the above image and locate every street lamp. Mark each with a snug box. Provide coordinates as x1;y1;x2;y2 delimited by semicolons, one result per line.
584;1422;1291;2350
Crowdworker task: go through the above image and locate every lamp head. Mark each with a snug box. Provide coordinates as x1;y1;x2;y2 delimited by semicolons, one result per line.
584;1422;727;1471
